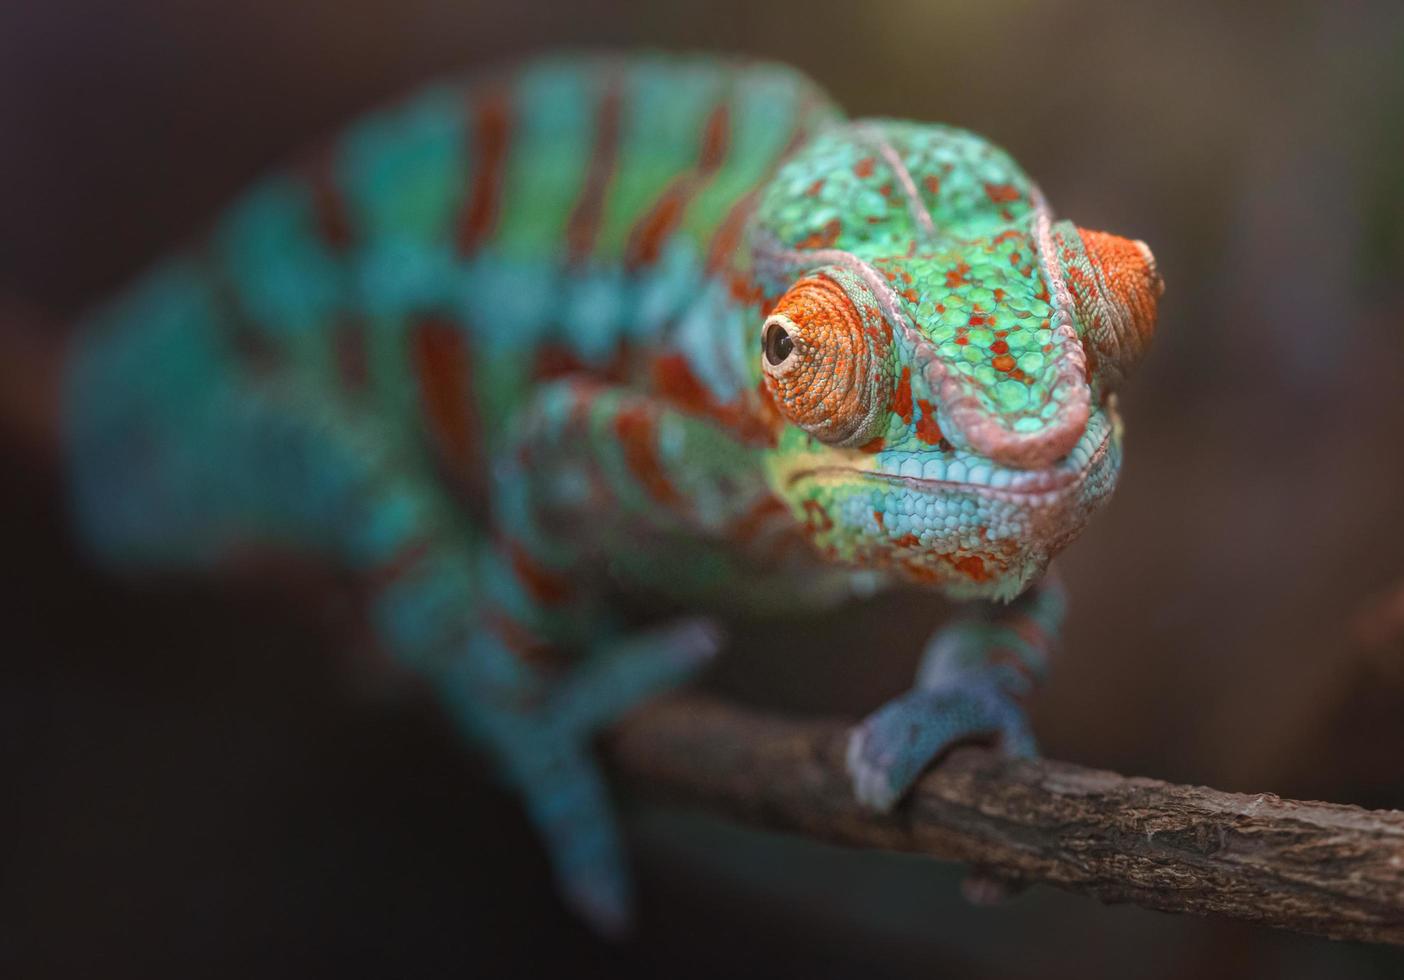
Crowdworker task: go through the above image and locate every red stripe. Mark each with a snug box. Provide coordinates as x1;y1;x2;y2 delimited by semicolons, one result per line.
456;85;512;254
566;73;625;264
705;188;760;274
704;112;817;273
506;540;574;606
625;100;732;270
625;185;688;269
613;403;682;507
409;316;487;507
697;101;730;174
308;146;353;249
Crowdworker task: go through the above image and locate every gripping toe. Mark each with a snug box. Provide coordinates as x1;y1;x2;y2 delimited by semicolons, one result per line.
846;679;1032;812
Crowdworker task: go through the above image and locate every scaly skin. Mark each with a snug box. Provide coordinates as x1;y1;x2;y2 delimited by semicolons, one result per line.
63;53;1162;933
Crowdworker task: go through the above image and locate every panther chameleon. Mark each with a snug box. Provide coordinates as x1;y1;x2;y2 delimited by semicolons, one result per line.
64;52;1163;933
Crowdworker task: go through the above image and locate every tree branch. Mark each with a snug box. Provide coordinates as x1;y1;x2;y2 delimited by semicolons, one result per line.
605;695;1404;945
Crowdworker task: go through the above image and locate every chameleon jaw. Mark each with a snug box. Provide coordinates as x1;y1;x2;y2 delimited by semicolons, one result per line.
785;406;1117;506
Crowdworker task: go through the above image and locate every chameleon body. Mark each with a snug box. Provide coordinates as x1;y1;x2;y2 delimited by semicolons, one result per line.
63;53;1162;931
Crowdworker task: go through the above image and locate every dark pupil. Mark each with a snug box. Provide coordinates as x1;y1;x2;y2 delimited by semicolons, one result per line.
764;322;794;365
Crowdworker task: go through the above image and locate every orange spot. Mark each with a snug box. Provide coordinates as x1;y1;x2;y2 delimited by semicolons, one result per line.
804;178;825;197
901;288;920;304
853;157;876;178
945;261;971;288
894;533;921;549
858;435;886;453
873;510;885;531
984;182;1021;204
993;354;1016;372
922;174;940;196
892;366;914;423
956;555;989;580
991;340;1009;354
797;218;842;249
914;399;944;444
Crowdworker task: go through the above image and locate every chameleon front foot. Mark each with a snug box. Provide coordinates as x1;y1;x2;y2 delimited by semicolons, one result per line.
845;674;1036;812
845;576;1061;812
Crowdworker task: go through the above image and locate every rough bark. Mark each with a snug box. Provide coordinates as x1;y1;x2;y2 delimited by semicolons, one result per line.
605;695;1404;945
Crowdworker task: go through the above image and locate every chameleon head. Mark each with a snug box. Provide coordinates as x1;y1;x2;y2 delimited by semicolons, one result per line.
752;123;1162;600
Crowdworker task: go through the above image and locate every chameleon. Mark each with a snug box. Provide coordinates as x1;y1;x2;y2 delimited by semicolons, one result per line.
61;52;1162;933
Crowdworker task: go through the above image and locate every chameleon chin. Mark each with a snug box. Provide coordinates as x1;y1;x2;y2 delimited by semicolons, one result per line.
61;53;1160;933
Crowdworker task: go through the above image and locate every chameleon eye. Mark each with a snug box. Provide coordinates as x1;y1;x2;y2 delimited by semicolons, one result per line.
763;319;795;366
760;274;892;447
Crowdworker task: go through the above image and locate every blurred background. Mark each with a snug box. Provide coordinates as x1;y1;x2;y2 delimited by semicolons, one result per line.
3;1;1404;976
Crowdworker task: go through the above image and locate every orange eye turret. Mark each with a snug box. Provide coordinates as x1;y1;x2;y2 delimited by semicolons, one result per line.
760;273;891;447
1065;228;1164;390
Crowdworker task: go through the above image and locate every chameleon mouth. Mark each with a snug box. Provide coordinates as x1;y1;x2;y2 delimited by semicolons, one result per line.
787;406;1117;502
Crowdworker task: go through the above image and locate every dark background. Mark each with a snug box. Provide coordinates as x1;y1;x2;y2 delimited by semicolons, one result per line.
3;1;1404;977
